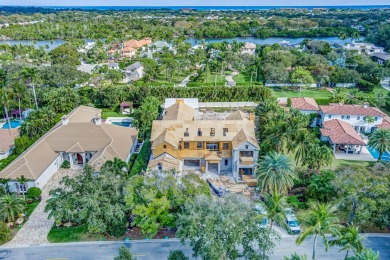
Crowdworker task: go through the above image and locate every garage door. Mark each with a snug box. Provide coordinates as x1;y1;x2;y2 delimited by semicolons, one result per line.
184;159;201;168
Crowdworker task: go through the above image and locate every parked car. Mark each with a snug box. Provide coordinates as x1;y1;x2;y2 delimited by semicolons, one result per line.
255;204;268;228
284;208;301;235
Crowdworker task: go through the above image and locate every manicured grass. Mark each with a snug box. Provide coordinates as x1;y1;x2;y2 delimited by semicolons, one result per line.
48;225;102;243
271;87;332;98
329;159;371;170
25;201;40;218
101;108;131;119
372;85;390;96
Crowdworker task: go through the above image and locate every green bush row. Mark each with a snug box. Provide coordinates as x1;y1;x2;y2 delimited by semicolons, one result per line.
129;139;152;176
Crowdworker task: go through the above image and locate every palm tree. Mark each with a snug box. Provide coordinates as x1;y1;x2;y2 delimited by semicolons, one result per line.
352;248;380;260
368;128;390;161
0;87;14;135
296;201;342;260
19;67;41;110
101;158;129;178
330;225;365;259
338;32;348;42
0;178;11;195
16;175;30;199
256;151;296;194
284;253;308;260
262;191;288;230
0;195;26;223
352;32;360;42
12;82;27;122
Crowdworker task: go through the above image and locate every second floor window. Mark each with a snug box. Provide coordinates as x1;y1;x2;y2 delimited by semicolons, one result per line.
223;143;229;150
197;142;203;149
210;128;215;136
206;142;219;150
328;115;332;119
375;117;378;121
184;142;190;149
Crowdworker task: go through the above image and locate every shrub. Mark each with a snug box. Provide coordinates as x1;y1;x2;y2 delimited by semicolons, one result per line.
287;195;306;209
61;160;70;169
314;97;330;105
356;79;376;92
27;187;42;200
168;250;189;260
0;221;11;244
129;139;151;176
107;218;127;237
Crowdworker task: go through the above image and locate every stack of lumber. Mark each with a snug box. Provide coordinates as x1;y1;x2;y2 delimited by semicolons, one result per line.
241;175;258;187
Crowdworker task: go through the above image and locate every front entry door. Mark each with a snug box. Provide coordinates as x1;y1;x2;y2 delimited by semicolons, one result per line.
77;153;83;164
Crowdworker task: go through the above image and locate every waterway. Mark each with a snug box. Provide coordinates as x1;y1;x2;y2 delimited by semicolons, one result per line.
0;36;354;50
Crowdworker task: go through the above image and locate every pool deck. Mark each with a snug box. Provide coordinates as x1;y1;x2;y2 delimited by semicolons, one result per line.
334;142;376;162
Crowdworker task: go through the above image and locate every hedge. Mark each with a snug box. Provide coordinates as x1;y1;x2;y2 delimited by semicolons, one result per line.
129;139;151;176
314;98;330;105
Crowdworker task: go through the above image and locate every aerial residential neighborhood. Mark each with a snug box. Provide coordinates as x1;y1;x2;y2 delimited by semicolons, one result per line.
0;3;389;260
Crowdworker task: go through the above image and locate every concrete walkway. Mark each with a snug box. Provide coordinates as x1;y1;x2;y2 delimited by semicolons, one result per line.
4;169;78;247
381;78;390;91
225;68;238;87
178;73;196;87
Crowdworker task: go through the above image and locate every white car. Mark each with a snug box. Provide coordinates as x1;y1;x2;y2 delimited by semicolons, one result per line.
283;208;301;235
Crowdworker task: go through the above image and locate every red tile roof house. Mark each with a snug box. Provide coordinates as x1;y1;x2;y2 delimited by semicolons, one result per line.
319;103;386;134
320;119;366;154
290;97;319;114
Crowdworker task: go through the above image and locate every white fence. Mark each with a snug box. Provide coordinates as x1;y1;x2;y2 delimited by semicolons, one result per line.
199;102;257;108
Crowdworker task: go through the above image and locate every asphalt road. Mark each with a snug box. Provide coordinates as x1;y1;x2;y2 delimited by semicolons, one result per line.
0;235;388;260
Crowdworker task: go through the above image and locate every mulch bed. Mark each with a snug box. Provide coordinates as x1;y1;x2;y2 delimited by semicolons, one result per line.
125;227;176;240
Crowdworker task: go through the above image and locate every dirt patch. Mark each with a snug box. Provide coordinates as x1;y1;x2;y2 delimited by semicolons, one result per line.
125;227;176;240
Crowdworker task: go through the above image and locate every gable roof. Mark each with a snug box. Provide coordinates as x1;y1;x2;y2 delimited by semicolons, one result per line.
291;97;319;111
126;62;143;70
163;101;196;120
0;106;138;180
225;111;249;120
319;103;384;117
320;119;365;145
231;129;260;148
148;153;181;172
0;129;19;154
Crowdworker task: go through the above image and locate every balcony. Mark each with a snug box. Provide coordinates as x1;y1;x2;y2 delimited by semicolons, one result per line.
240;156;254;165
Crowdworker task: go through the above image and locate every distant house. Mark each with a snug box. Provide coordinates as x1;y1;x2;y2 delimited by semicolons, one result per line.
107;62;119;70
342;42;384;55
351;25;365;32
290;97;319;114
0;106;138;193
241;42;256;55
148;41;170;52
121;47;136;58
125;62;144;82
370;52;390;65
0;129;19;160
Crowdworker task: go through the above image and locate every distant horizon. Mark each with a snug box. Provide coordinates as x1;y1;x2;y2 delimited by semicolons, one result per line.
2;4;390;7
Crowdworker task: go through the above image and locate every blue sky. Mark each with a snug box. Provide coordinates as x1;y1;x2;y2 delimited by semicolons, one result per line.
2;0;390;6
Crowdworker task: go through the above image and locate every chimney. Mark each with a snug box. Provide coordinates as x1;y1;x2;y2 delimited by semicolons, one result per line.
61;115;69;125
363;102;369;108
93;114;102;125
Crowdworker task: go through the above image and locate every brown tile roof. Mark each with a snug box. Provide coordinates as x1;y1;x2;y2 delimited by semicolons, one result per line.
377;116;390;130
291;97;319;111
0;129;19;154
0;106;138;180
123;38;152;49
319;103;384;117
320;119;365;145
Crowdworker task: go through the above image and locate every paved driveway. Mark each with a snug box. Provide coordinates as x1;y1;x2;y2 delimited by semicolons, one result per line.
4;169;78;247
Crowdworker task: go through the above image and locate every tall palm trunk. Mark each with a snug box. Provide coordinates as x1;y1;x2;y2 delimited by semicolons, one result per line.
312;233;318;260
345;250;349;259
3;105;12;135
18;97;22;121
31;83;38;110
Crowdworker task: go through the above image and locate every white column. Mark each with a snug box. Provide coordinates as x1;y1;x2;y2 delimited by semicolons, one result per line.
82;153;86;166
218;162;220;174
333;144;336;153
359;145;363;154
206;161;208;173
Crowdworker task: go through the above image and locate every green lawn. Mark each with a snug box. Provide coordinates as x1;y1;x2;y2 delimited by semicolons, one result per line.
25;201;40;218
329;159;371;170
48;225;103;243
101;108;131;119
271;87;332;98
372;84;390;96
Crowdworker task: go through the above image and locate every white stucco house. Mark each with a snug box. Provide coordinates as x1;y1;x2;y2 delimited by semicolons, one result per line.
342;42;385;55
241;42;256;55
0;129;19;160
319;103;385;133
125;62;144;82
0;106;138;194
290;97;319;114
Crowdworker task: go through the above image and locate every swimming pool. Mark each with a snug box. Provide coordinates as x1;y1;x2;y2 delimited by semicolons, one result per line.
112;121;132;127
1;120;22;129
367;146;390;161
105;117;133;128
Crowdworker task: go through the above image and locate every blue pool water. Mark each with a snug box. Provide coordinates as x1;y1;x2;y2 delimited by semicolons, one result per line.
367;147;390;161
111;121;132;127
2;120;21;129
